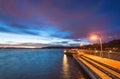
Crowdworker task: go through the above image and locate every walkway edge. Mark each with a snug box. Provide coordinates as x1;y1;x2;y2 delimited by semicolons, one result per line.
73;55;101;79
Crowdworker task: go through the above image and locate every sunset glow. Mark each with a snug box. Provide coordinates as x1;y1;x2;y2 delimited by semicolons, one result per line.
0;0;120;48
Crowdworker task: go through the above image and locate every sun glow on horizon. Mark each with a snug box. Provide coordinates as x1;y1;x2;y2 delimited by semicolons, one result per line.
0;32;90;47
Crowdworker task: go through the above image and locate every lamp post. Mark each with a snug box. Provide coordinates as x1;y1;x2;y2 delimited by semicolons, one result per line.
99;34;103;57
91;33;103;57
80;43;83;48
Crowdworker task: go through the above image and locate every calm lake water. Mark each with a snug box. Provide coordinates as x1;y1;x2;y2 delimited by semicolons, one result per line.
0;49;86;79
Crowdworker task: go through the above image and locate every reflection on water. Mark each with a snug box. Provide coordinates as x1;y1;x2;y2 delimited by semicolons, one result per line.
0;49;85;79
62;54;70;79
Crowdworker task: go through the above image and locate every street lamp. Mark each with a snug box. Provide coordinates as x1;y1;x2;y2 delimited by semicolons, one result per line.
91;35;97;40
91;34;103;57
80;43;84;50
80;43;83;47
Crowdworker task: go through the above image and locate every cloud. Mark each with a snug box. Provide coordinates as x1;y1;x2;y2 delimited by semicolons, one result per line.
0;22;71;38
0;0;120;46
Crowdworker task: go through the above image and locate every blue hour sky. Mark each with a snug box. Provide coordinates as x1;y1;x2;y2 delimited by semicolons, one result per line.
0;0;120;47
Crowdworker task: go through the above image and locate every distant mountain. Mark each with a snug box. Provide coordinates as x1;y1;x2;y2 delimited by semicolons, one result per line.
83;39;120;51
0;39;120;50
104;39;120;47
41;46;80;49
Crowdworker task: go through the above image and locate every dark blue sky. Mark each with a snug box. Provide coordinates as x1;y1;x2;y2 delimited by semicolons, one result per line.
0;0;120;47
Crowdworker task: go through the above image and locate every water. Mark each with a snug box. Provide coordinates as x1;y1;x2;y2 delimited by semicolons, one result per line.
0;49;85;79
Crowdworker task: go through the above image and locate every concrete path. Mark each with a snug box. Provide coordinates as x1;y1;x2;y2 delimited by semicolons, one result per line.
82;54;120;70
74;53;120;79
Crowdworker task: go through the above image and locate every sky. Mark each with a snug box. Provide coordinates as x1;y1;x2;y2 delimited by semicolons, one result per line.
0;0;120;47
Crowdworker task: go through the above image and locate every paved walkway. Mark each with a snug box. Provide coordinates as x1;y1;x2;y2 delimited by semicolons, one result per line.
82;54;120;70
74;53;120;79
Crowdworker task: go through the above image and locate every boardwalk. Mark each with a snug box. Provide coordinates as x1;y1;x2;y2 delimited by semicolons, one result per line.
64;49;120;79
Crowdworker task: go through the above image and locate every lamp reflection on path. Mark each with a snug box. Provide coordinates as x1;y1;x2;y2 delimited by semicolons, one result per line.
62;54;70;79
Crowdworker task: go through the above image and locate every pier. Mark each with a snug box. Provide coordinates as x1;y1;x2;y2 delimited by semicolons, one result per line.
64;49;120;79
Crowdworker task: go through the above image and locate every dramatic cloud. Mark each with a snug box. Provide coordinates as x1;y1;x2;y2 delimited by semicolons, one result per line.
0;0;120;47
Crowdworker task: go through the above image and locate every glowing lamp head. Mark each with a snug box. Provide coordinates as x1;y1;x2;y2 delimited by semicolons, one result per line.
91;35;97;40
109;50;112;53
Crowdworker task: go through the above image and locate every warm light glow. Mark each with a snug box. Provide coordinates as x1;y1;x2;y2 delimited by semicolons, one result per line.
109;50;112;53
95;50;98;53
80;43;83;46
62;54;69;78
91;35;98;40
64;50;66;53
0;45;41;48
